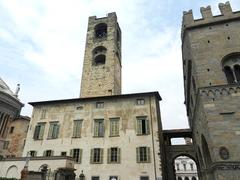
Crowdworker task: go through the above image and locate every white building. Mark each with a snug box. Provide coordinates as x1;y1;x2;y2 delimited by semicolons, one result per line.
174;156;198;180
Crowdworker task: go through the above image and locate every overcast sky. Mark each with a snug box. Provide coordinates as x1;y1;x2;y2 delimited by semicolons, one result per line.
1;0;239;130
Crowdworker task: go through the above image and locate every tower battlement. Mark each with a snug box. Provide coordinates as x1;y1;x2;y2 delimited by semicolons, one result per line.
182;1;240;38
88;12;117;22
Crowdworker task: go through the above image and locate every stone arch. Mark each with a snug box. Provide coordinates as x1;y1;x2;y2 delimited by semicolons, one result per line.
92;46;107;65
95;23;107;38
184;177;190;180
177;177;183;180
38;164;49;171
6;165;19;179
201;135;212;168
192;177;197;180
222;52;240;83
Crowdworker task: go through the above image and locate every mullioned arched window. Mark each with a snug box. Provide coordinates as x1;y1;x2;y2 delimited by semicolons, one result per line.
222;53;240;83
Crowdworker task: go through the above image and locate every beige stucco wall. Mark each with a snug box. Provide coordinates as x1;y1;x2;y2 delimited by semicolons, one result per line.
21;94;162;179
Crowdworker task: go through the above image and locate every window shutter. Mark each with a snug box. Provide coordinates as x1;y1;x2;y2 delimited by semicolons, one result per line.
107;148;110;163
51;150;54;156
147;147;151;163
39;124;45;139
43;150;46;157
100;148;103;163
94;122;99;136
145;120;150;134
73;121;77;137
78;149;82;163
137;119;142;134
117;148;121;163
70;149;73;157
136;147;140;163
33;125;40;139
90;149;94;163
48;124;53;139
55;124;60;138
116;120;119;135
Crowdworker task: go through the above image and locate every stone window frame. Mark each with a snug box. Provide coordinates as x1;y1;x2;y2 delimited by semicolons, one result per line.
70;148;82;163
9;126;14;134
33;122;46;140
136;98;145;105
72;119;83;138
43;149;54;157
90;148;103;164
93;119;104;137
92;46;107;65
109;176;119;180
29;150;37;157
136;146;151;163
47;121;60;139
136;116;150;135
109;117;120;137
96;101;104;108
222;53;240;83
107;147;121;164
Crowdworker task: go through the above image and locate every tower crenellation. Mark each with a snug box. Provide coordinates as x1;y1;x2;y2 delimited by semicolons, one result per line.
182;1;240;39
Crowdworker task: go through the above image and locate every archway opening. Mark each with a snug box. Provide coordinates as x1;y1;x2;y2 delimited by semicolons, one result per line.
173;155;199;180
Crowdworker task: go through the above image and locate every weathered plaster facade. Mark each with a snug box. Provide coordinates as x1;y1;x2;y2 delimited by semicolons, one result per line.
182;2;240;180
20;92;162;179
2;116;30;157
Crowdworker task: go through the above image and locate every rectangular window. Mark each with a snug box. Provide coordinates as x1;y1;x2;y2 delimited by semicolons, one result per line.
96;102;104;108
183;163;186;171
48;122;60;139
110;176;118;180
108;147;120;163
136;117;149;135
70;148;82;163
140;176;149;180
43;150;54;157
136;147;151;163
94;119;104;137
90;148;103;164
3;141;9;149
110;118;119;137
10;126;14;134
33;123;45;140
92;177;99;180
136;99;145;105
72;120;83;138
61;151;67;156
29;150;37;157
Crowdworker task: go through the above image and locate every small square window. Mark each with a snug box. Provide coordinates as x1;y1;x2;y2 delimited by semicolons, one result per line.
96;102;104;108
136;99;145;105
140;176;149;180
29;150;37;157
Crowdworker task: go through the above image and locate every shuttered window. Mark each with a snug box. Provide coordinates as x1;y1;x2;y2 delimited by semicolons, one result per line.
94;119;104;137
43;150;54;157
136;117;150;135
107;147;121;163
90;148;103;164
73;120;83;138
48;122;60;139
136;147;151;163
33;123;45;140
70;148;82;163
110;118;119;137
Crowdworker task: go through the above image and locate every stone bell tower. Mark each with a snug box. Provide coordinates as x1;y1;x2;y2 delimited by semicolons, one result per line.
80;12;122;98
182;2;240;180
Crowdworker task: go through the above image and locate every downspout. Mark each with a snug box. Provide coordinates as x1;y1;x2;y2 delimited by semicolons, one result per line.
149;96;157;180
